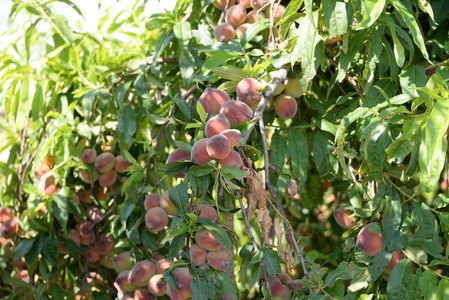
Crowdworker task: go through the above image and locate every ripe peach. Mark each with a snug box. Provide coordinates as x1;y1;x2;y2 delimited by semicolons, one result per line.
206;134;231;159
214;22;236;42
148;274;167;296
196;204;218;222
167;268;191;300
225;4;247;28
384;250;404;275
14;269;29;284
219;100;253;127
220;129;241;148
81;149;97;163
287;179;298;199
115;270;138;293
284;77;303;98
191;138;213;166
196;229;223;251
333;207;356;229
144;194;161;210
246;10;264;23
156;258;172;274
128;260;156;287
238;0;251;8
236;23;251;38
87;247;101;263
98;170;117;187
145;207;169;233
87;207;103;222
113;251;134;273
251;0;268;10
237;78;264;105
199;88;230;116
205;113;231;138
220;150;242;167
266;3;285;22
268;273;292;300
207;247;233;271
166;148;191;178
79;191;92;204
274;93;298;120
1;217;18;238
213;0;236;10
190;243;207;266
79;169;99;184
94;152;116;173
115;155;132;173
78;222;94;246
100;254;115;269
160;191;178;216
94;234;114;255
134;287;155;300
38;171;58;195
0;207;12;223
356;222;384;256
35;160;52;179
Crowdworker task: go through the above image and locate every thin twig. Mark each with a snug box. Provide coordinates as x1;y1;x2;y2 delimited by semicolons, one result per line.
17;120;29;204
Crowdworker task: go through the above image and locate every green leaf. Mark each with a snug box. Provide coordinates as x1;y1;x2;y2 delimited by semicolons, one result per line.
411;202;439;241
313;130;338;178
202;52;239;72
287;129;309;191
169;182;189;217
190;276;210;300
196;101;207;123
419;98;449;199
389;0;429;60
386;259;412;300
269;130;288;168
417;0;435;23
241;19;270;46
211;66;247;81
323;0;348;37
118;105;136;148
174;22;196;83
337;31;366;82
385;15;405;67
363;29;383;83
364;120;390;181
436;278;449;299
381;188;404;251
15;237;37;263
355;0;386;30
262;248;282;276
221;166;247;180
215;271;238;296
404;245;427;265
190;165;215;177
325;262;364;287
52;192;68;229
420;270;438;300
76;123;91;140
367;251;393;282
399;65;427;98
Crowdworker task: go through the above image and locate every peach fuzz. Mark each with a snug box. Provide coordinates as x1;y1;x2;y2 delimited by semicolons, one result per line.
214;22;236;42
113;251;134;273
191;138;213;166
87;207;103;222
166;148;191;178
160;191;178;216
205;113;230;138
78;222;94;246
144;193;161;210
115;270;138;293
167;268;192;300
94;152;116;173
114;155;132;173
356;222;384;256
266;3;285;22
236;23;251;38
219;100;253;127
384;250;405;275
79;169;99;184
274;93;298;120
81;149;97;163
206;134;231;159
190;243;207;266
98;170;117;187
128;260;156;287
1;217;19;238
238;0;251;8
195;228;223;251
220;129;241;148
148;273;167;296
251;0;268;10
38;171;58;195
207;247;233;271
284;77;303;98
268;273;292;300
236;78;265;105
333;207;356;229
213;0;236;10
196;203;218;222
199;87;230;116
94;234;114;255
156;258;172;274
145;207;169;233
225;4;247;28
134;287;155;300
220;150;242;167
246;10;265;23
0;207;12;223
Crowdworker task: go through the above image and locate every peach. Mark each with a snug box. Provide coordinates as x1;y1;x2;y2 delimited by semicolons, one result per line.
98;170;117;187
113;251;134;273
79;191;92;204
156;258;172;274
356;222;384;256
196;204;218;222
333;207;356;229
236;78;265;105
79;169;99;184
206;134;231;159
225;4;247;28
220;129;241;148
190;243;207;266
251;0;268;10
205;113;231;138
94;152;116;173
238;0;251;8
128;260;156;287
14;269;29;284
0;207;12;223
94;234;114;255
87;207;103;222
115;270;138;293
199;88;230;116
284;77;303;98
273;82;285;96
198;262;210;271
196;229;223;251
87;247;101;263
268;273;292;300
274;93;298;120
148;274;167;296
220;150;242;167
35;160;52;179
207;247;233;271
167;268;191;300
1;217;18;238
246;10;265;23
115;155;132;173
81;149;97;163
191;138;213;166
287;179;298;199
134;287;155;300
219;100;253;127
144;194;161;210
59;229;81;254
166;148;191;178
100;254;115;269
78;222;94;245
236;23;251;38
214;22;236;42
384;250;404;275
213;0;236;10
70;191;80;206
38;171;57;195
145;207;169;233
266;3;285;22
160;191;178;216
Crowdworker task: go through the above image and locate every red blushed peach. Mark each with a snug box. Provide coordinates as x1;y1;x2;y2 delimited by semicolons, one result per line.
213;0;236;10
113;251;134;273
79;191;92;204
87;247;101;263
356;222;384;257
38;171;58;195
94;234;114;255
166;148;191;178
14;269;29;284
190;244;207;266
156;258;172;274
81;149;97;163
148;274;167;296
287;179;298;199
160;191;178;217
237;78;265;105
220;129;241;148
128;260;156;287
167;268;191;300
333;207;356;229
251;0;268;10
196;204;218;222
0;207;12;223
236;23;252;38
79;169;99;184
207;247;233;271
238;0;251;8
205;113;231;138
214;22;236;42
220;150;242;167
114;155;132;173
284;77;303;98
145;207;169;233
98;170;117;187
274;93;298;120
225;4;247;28
219;100;253;127
1;217;19;238
246;10;265;23
384;250;405;275
196;229;223;251
144;194;161;210
35;161;52;179
199;88;230;116
115;270;138;294
94;152;116;173
134;287;155;300
206;134;231;159
191;138;213;166
78;222;94;246
70;191;80;206
268;273;292;300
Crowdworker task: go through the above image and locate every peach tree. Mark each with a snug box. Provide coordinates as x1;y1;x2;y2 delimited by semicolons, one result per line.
0;0;448;299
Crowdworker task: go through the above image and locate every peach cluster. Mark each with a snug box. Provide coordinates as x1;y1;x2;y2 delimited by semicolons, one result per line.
0;207;18;239
35;154;58;195
271;77;303;120
113;253;172;300
144;191;177;234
